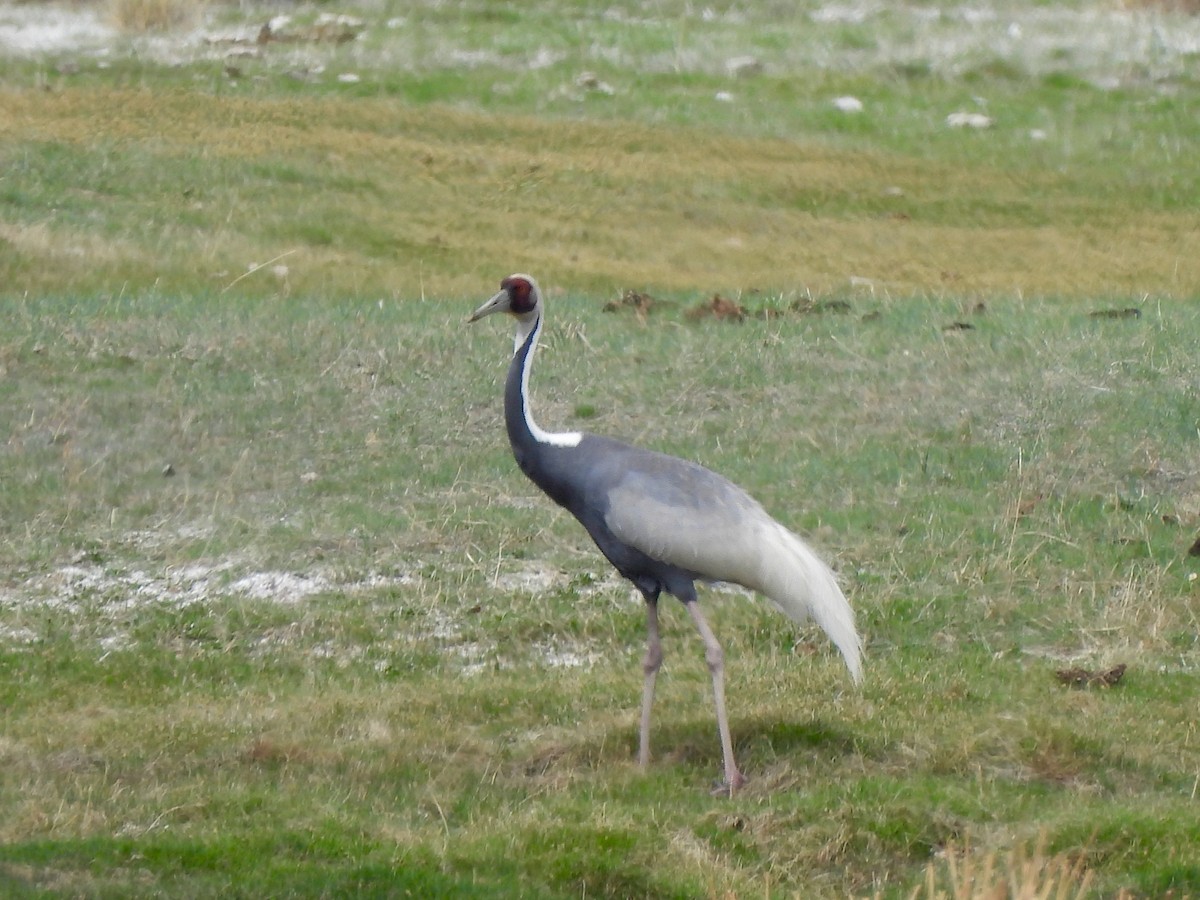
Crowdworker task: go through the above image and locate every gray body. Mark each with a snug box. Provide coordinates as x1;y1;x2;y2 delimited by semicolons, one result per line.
519;431;730;605
506;334;735;602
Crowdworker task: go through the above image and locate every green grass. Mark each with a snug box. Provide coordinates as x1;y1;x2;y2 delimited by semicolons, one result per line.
3;293;1197;897
2;1;1200;896
3;0;1200;300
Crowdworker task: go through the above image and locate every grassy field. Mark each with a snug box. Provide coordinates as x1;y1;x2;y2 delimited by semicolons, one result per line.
2;1;1200;897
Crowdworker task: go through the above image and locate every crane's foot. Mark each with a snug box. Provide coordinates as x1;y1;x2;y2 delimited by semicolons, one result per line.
710;772;747;798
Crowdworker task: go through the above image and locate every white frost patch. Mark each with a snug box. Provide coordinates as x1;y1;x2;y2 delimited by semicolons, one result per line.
454;645;492;677
811;4;873;25
8;560;235;613
528;47;564;70
3;0;1200;91
419;610;605;676
99;633;131;655
418;609;493;676
709;581;756;600
534;640;604;670
801;2;1200;85
1;560;416;616
229;571;333;603
0;625;38;645
0;5;115;54
492;563;564;595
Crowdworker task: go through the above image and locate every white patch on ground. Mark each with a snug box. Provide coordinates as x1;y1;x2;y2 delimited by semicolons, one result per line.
491;562;565;595
0;558;417;617
417;608;493;676
13;561;225;613
0;546;628;675
0;624;38;645
708;581;756;600
412;575;626;677
0;4;115;54
454;648;492;677
228;570;333;603
533;640;605;670
3;2;1198;90
98;633;131;656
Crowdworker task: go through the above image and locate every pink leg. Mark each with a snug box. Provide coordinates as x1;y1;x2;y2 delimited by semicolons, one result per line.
638;598;663;768
685;602;745;796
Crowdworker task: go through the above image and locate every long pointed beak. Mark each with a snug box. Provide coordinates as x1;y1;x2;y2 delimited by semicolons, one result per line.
467;290;509;323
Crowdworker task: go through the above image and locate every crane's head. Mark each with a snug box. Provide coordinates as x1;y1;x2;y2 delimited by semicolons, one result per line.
468;274;541;324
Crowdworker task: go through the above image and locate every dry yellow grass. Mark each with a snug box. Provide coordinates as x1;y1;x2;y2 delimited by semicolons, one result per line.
1121;0;1200;13
907;836;1096;900
108;0;202;33
3;87;1197;301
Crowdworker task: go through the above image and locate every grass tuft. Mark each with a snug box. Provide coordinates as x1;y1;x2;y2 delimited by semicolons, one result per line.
108;0;202;33
908;835;1093;900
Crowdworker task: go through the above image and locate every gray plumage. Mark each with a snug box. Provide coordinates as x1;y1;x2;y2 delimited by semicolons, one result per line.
470;274;862;794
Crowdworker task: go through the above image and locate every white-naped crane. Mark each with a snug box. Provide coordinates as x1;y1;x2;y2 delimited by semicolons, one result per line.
469;274;862;795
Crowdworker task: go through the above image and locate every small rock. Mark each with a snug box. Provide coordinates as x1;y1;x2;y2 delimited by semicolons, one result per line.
946;112;993;129
725;56;762;79
832;95;863;113
162;464;176;477
575;72;615;95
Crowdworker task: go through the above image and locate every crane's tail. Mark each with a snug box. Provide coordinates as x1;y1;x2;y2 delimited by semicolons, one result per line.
754;520;863;684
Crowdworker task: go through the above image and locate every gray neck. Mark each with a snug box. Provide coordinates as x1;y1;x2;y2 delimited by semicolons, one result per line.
504;310;582;453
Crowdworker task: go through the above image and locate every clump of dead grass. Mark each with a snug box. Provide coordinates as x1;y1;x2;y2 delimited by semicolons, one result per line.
108;0;202;32
904;836;1096;900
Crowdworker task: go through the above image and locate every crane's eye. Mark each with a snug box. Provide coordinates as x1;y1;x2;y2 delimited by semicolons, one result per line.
505;277;536;313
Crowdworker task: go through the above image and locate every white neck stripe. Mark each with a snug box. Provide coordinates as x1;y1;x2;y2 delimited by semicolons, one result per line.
517;313;583;449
